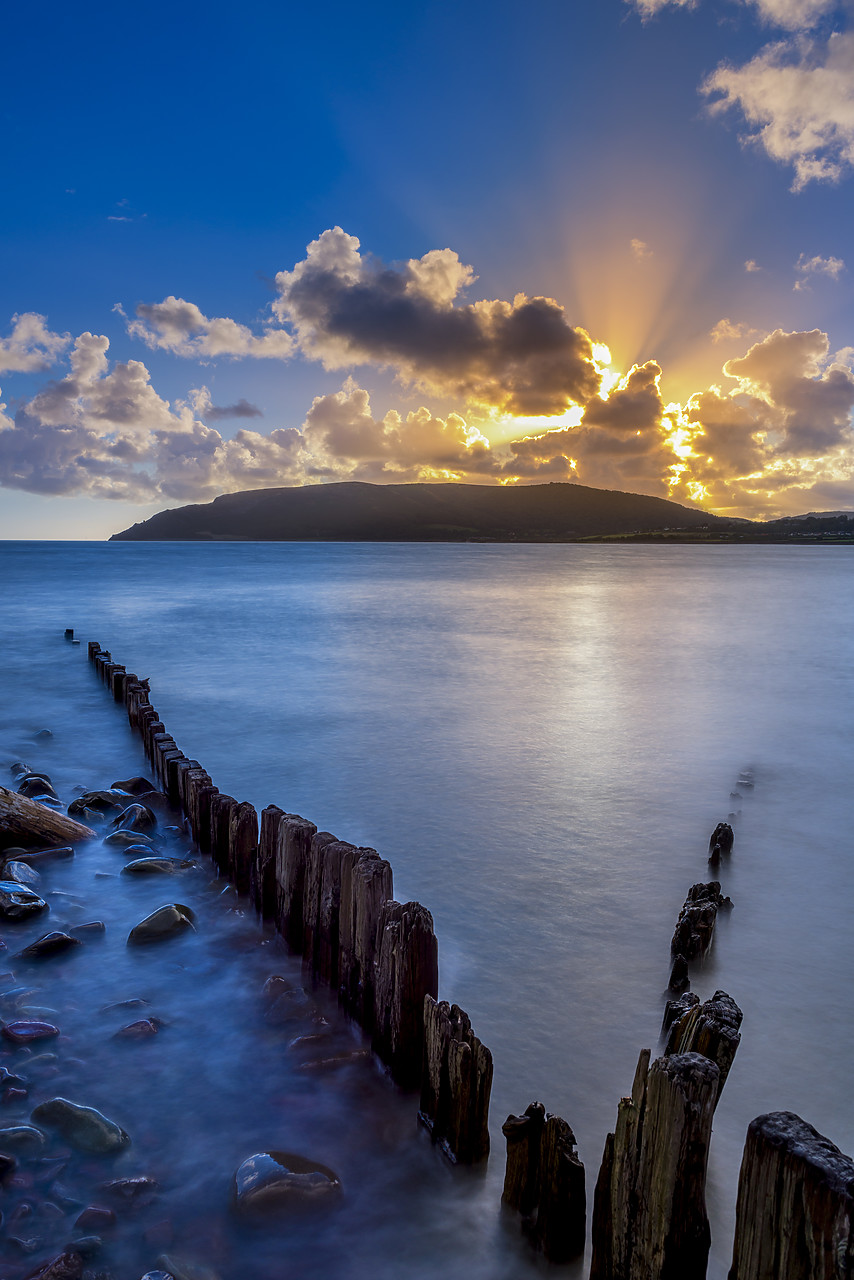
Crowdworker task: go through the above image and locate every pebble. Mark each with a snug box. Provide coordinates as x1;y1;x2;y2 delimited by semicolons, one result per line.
31;1098;131;1155
155;1256;221;1280
0;881;49;919
2;1021;60;1045
74;1206;116;1231
231;1150;341;1214
6;861;42;885
121;859;193;876
113;1019;161;1040
100;1175;158;1203
127;904;196;945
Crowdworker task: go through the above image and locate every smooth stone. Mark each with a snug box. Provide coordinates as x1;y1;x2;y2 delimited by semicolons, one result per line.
112;804;157;834
67;1235;101;1258
127;904;195;946
69;921;106;939
155;1255;221;1280
103;831;153;848
232;1150;341;1214
31;1098;130;1155
0;881;49;919
112;777;156;795
5;861;42;885
115;845;157;860
113;1019;161;1040
10;763;32;779
21;1251;84;1279
33;730;53;741
121;858;193;876
0;1125;47;1153
18;932;82;961
100;1175;158;1202
141;1273;174;1280
68;791;129;816
0;1151;17;1180
14;847;74;866
100;998;150;1015
74;1206;115;1231
2;1021;60;1045
0;1066;30;1090
18;778;60;801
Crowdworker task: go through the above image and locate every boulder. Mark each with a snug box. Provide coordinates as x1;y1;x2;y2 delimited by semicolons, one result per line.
31;1098;130;1155
127;904;196;945
231;1151;341;1214
0;880;49;919
18;932;82;961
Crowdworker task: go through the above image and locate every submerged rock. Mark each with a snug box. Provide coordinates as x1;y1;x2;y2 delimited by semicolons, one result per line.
68;791;128;817
18;932;82;961
155;1257;221;1280
22;1251;84;1280
127;904;196;945
31;1098;130;1155
2;1021;60;1045
231;1150;341;1214
113;1019;161;1040
104;829;154;848
0;1125;47;1153
121;858;193;876
112;804;157;835
5;860;42;885
0;881;49;919
142;1272;175;1280
111;777;156;796
100;1174;158;1202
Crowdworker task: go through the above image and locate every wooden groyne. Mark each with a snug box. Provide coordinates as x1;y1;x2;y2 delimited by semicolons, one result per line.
78;636;854;1277
86;639;483;1164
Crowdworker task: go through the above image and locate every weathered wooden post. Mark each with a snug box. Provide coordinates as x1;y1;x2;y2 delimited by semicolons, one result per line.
274;814;319;953
373;901;438;1089
728;1113;854;1280
209;794;237;875
420;996;492;1162
665;990;743;1106
228;801;259;895
502;1101;586;1261
590;1049;719;1280
338;845;393;1029
671;882;732;960
253;805;285;917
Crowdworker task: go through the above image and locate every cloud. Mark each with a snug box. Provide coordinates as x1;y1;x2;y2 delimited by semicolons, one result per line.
745;259;762;272
0;313;71;374
710;318;762;343
626;0;834;27
793;252;845;289
123;297;296;360
272;227;602;416
702;31;854;190
631;239;653;260
190;388;263;421
627;0;695;16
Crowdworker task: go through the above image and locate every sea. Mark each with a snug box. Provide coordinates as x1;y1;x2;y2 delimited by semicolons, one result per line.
1;540;851;1280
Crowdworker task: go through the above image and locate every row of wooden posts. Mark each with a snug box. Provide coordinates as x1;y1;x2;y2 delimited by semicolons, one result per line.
84;638;854;1278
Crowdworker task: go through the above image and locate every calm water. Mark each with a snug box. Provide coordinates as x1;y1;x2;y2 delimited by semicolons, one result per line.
1;541;852;1279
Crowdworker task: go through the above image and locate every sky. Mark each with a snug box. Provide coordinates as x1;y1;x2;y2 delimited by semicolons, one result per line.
2;0;854;537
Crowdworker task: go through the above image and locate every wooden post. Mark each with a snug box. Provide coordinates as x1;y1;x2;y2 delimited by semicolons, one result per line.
228;801;258;895
728;1112;854;1280
253;805;285;916
274;814;319;953
665;990;743;1106
420;995;491;1162
536;1113;586;1262
671;882;732;961
210;794;237;875
590;1050;719;1280
373;900;438;1089
338;846;393;1029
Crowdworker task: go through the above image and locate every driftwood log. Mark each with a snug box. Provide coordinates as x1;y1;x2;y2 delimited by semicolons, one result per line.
728;1112;854;1280
671;881;732;960
590;1049;719;1280
665;989;743;1106
420;996;492;1163
502;1101;585;1261
0;785;96;852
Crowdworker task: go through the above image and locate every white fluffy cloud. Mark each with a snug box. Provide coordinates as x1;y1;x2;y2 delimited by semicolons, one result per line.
793;252;846;289
124;297;295;360
703;31;854;189
627;0;835;26
0;313;70;374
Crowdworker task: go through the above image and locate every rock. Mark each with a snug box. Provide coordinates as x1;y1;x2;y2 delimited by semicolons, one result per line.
0;881;49;919
121;858;193;876
31;1098;130;1155
103;831;154;848
2;1021;60;1045
11;762;32;779
111;804;157;835
111;777;156;796
67;1236;102;1259
0;1125;47;1153
0;1066;30;1090
19;778;60;802
74;1207;115;1232
6;860;42;885
155;1256;221;1280
231;1151;341;1214
68;791;128;817
113;1020;161;1040
0;1150;17;1180
99;998;151;1015
18;932;83;961
127;904;196;945
22;1252;84;1280
114;845;158;860
100;1175;158;1202
4;1086;29;1104
33;730;53;741
141;1273;174;1280
69;922;106;939
14;846;74;866
668;953;689;993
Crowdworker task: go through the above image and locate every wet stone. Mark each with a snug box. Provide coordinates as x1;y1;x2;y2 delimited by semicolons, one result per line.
100;1175;158;1203
127;904;196;945
68;1236;102;1259
68;791;129;817
111;777;156;796
22;1251;85;1279
0;1151;18;1180
0;1125;47;1153
111;804;157;835
0;881;49;919
99;998;150;1015
2;1021;60;1045
231;1150;342;1214
141;1273;174;1280
31;1098;131;1155
6;861;42;885
121;858;193;876
74;1207;115;1231
155;1254;222;1280
18;932;83;961
103;831;154;848
19;778;60;801
113;1019;161;1040
70;922;106;939
0;1065;30;1090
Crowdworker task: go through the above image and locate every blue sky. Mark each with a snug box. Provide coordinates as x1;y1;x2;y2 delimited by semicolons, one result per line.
2;0;853;536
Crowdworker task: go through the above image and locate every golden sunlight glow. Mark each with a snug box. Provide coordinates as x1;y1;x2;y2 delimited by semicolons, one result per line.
591;342;612;365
